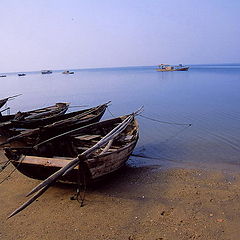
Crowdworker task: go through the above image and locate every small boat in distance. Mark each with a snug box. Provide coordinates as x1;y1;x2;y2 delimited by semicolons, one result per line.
62;70;74;74
18;73;26;76
0;75;6;77
41;70;52;74
156;64;189;72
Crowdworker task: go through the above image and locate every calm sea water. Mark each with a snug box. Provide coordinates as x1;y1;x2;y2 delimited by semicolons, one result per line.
1;65;240;170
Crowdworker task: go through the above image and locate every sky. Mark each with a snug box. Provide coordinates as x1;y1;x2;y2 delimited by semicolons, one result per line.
0;0;240;72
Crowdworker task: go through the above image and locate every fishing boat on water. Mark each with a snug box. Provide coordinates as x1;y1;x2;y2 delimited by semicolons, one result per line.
18;73;26;77
0;103;69;136
156;64;189;72
0;75;6;78
5;113;139;183
2;102;109;141
41;70;52;74
62;70;74;74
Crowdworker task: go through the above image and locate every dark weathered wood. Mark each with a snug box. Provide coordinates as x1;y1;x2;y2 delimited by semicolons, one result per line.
2;103;108;143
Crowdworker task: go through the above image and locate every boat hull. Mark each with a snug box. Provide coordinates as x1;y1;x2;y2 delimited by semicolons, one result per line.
4;104;107;142
156;67;189;72
10;139;138;183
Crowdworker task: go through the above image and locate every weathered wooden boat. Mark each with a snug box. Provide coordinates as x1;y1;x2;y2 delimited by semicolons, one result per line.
5;114;139;183
0;103;69;136
4;103;109;143
6;113;140;218
156;64;189;72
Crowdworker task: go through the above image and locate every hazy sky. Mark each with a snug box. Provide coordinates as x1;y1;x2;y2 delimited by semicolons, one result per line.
1;0;240;72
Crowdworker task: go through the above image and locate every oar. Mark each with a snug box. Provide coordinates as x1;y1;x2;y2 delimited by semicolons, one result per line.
8;184;50;218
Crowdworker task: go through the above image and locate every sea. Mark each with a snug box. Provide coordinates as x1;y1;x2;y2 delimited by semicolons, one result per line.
1;64;240;171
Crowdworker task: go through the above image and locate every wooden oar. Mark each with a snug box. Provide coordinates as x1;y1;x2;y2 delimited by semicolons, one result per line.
8;184;50;218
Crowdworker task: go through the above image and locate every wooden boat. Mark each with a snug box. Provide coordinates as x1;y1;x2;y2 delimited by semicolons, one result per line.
0;103;69;136
5;114;139;183
156;64;189;72
62;70;74;74
4;103;108;142
41;70;52;74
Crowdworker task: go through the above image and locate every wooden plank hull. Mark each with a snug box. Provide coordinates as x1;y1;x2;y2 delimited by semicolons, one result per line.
10;140;137;183
4;104;107;142
0;103;69;137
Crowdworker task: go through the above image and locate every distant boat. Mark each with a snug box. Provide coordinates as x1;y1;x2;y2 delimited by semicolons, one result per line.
18;73;26;76
0;75;6;77
156;64;189;72
41;70;52;74
62;70;74;74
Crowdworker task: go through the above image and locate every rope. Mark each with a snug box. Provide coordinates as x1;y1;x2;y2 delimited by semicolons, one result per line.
139;114;192;126
160;125;191;143
70;158;87;207
131;153;185;164
0;158;23;185
107;107;115;117
0;160;11;173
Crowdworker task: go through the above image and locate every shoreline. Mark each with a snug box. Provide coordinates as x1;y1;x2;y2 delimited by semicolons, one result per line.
1;149;240;240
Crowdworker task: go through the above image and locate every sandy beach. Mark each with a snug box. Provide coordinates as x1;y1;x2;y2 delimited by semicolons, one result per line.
1;149;240;240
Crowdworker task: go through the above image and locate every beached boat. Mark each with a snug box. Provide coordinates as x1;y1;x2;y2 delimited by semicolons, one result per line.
3;103;109;142
41;70;52;74
18;73;26;76
0;103;69;136
156;64;189;72
62;70;74;74
5;114;139;183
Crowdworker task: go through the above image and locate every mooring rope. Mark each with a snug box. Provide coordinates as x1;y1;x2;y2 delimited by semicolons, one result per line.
139;114;192;126
0;158;23;185
107;107;115;117
70;158;87;207
0;160;11;173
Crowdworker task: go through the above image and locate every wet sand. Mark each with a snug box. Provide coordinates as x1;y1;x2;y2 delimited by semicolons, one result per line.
1;149;240;240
